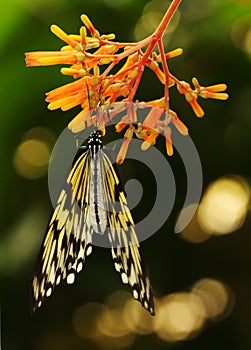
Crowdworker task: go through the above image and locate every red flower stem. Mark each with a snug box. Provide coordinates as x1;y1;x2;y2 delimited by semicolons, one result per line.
128;0;182;101
127;42;155;101
153;0;182;40
102;0;182;80
157;39;170;112
100;40;138;47
169;72;192;94
168;73;179;84
128;0;182;102
101;37;152;77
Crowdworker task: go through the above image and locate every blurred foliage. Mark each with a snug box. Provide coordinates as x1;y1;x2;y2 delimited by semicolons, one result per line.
1;0;251;349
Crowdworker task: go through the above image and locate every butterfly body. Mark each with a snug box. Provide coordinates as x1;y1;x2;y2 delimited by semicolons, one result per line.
32;129;154;315
88;133;108;235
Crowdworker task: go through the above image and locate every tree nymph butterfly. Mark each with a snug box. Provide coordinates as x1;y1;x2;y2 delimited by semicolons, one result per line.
31;129;154;315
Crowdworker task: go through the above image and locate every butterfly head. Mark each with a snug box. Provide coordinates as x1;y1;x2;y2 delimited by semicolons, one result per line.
88;129;103;151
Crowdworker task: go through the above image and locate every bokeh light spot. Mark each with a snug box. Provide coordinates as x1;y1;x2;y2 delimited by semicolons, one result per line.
134;0;180;44
197;175;250;235
72;297;135;349
154;293;206;341
192;278;235;320
0;206;48;275
179;204;211;243
72;302;106;339
123;298;155;335
98;305;131;338
231;14;251;56
13;127;54;180
13;139;50;179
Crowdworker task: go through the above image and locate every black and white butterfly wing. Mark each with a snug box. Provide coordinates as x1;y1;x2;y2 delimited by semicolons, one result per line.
31;148;93;312
101;151;155;315
32;129;154;315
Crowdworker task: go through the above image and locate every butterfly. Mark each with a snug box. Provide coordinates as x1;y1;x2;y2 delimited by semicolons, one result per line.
31;128;154;315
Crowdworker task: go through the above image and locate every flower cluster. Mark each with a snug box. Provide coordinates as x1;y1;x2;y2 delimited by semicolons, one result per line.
25;1;228;163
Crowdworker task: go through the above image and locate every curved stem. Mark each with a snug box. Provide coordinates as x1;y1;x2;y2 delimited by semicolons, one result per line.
102;0;182;81
153;0;182;40
158;39;170;112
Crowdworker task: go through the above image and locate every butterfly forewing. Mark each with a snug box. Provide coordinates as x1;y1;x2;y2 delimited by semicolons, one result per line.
31;148;94;312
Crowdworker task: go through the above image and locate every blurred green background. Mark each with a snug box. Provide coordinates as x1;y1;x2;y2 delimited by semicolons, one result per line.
1;0;251;349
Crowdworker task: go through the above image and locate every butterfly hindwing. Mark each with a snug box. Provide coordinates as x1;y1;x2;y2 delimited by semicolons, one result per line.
101;151;155;315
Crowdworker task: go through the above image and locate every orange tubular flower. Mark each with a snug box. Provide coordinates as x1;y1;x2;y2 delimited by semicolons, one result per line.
192;78;229;100
177;81;204;117
116;127;134;164
115;117;130;133
116;138;132;164
25;51;79;66
141;131;160;151
143;107;164;129
187;96;204;118
169;110;188;135
164;128;173;156
25;4;229;160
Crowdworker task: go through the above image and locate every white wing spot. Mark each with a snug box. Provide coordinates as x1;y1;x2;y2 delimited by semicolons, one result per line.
86;245;92;256
111;248;116;259
46;288;52;298
144;300;149;310
67;273;75;284
121;272;128;284
114;262;120;272
133;289;139;300
77;261;83;273
129;270;137;285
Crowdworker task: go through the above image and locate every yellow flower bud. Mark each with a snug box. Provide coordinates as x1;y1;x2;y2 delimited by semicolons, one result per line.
99;57;113;65
128;69;138;79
